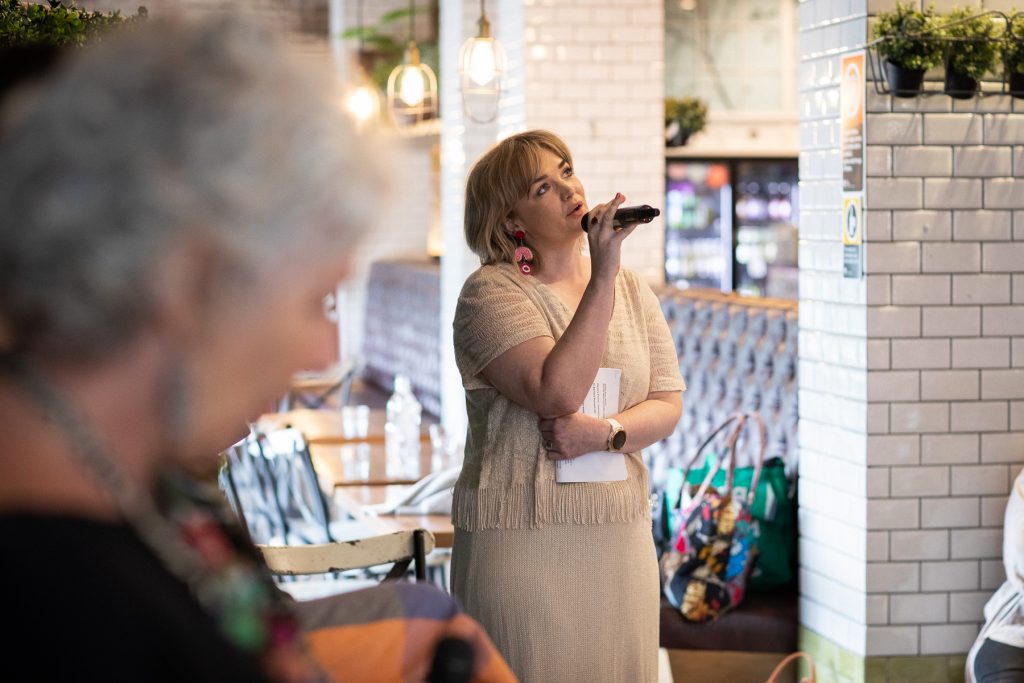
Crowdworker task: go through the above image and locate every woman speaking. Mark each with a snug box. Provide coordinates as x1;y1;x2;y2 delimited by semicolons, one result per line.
452;130;685;681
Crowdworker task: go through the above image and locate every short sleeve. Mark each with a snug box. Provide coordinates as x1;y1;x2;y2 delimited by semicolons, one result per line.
453;266;553;390
637;276;686;394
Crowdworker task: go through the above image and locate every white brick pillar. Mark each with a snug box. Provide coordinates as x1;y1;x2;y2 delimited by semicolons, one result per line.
438;0;665;433
800;1;1024;679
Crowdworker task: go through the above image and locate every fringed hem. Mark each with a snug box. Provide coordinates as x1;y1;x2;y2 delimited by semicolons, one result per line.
451;477;651;532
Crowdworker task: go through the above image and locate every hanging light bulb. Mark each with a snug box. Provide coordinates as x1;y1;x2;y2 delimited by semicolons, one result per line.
343;0;381;129
397;51;427;106
466;37;497;85
459;0;506;123
345;78;381;126
386;0;438;128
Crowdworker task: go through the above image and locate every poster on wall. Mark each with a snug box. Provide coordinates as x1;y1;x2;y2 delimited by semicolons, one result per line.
841;51;866;280
841;51;865;193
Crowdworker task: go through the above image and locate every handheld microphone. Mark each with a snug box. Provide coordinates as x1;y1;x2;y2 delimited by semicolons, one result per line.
581;204;661;232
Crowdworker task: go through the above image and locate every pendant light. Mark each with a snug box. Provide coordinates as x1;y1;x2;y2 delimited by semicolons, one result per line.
386;0;438;127
343;0;381;129
458;0;506;123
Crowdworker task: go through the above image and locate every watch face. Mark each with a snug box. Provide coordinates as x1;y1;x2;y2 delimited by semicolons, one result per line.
611;429;627;450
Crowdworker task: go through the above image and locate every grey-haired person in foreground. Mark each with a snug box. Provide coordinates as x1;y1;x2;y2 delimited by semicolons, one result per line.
0;12;513;683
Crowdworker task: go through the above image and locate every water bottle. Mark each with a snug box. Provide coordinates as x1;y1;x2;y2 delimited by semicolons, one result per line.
385;374;421;477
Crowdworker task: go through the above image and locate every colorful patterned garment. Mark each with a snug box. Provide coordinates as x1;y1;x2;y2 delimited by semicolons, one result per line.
161;472;517;683
299;582;517;683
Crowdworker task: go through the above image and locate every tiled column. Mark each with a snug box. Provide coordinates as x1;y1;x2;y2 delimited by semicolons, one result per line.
799;1;1024;681
438;0;665;432
797;0;872;669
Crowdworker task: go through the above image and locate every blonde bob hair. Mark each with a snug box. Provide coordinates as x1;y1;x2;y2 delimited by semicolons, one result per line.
464;129;573;265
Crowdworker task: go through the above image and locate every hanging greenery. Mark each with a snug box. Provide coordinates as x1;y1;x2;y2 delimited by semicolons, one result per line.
0;0;145;48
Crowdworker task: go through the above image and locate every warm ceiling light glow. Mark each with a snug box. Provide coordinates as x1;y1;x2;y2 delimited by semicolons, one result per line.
466;38;498;86
345;83;379;124
397;64;426;106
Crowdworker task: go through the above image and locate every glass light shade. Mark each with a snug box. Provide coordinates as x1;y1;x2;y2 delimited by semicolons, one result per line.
458;34;506;123
386;42;438;127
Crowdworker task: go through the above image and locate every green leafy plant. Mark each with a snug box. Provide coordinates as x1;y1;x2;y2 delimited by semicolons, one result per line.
665;96;707;144
873;2;944;71
1003;11;1024;76
342;4;437;93
0;0;144;48
941;6;999;79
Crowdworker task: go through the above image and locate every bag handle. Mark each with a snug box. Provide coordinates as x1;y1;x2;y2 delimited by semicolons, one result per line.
674;410;769;508
765;651;816;683
675;413;745;505
690;414;748;505
729;411;768;507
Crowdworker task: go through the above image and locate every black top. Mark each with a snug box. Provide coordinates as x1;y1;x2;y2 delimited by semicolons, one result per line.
0;514;273;682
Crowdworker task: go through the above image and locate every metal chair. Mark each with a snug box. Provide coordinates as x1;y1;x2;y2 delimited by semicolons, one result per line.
220;427;433;589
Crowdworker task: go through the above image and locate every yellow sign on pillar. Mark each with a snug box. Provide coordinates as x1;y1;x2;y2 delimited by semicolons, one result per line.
843;195;863;279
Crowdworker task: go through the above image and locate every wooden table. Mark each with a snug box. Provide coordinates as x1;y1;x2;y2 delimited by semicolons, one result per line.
334;484;454;549
307;442;443;487
257;408;437;486
256;408;455;548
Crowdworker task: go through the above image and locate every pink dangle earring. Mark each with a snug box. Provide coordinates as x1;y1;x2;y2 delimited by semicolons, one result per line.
513;230;534;276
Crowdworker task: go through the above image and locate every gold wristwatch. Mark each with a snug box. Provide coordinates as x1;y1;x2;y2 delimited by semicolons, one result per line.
606;417;627;451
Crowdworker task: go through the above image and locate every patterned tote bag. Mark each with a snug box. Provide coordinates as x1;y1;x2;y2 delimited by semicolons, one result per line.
659;412;767;622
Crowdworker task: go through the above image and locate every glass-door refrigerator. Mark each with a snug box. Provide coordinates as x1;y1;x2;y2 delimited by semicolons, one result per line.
665;158;798;300
664;161;732;291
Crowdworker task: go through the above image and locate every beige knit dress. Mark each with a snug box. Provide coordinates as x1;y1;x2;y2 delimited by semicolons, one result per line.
451;262;685;683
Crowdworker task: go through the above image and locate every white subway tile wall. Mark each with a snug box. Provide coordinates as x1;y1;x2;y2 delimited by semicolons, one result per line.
801;0;1024;659
520;0;665;281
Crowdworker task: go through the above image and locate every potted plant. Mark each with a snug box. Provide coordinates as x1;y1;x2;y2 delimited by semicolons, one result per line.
1003;12;1024;98
941;6;999;98
873;2;944;97
665;96;707;147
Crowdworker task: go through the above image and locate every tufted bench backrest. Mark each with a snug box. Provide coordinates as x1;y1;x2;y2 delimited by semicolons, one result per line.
646;288;799;492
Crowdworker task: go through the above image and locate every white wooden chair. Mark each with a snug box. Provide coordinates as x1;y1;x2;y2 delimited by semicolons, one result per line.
258;528;435;582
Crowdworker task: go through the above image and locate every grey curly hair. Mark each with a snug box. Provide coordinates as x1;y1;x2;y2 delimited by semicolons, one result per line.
0;12;390;360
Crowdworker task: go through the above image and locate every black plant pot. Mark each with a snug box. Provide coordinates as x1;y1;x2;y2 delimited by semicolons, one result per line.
884;60;925;98
944;63;978;99
1009;71;1024;99
665;120;692;147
